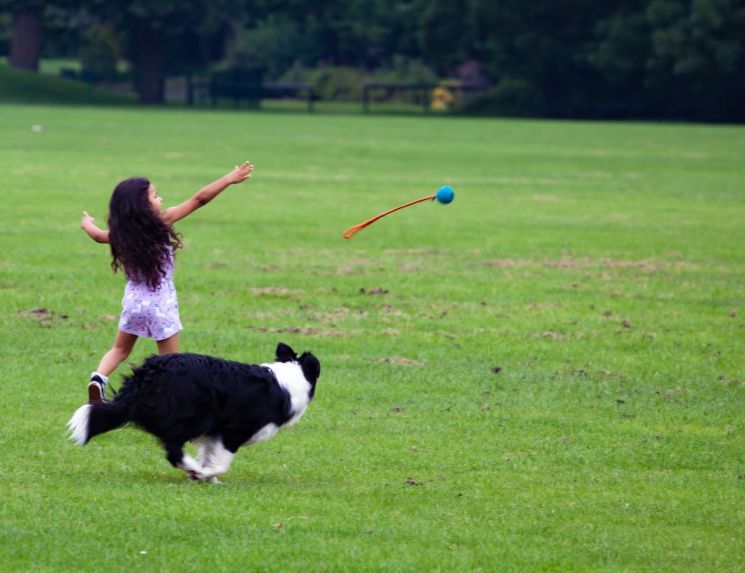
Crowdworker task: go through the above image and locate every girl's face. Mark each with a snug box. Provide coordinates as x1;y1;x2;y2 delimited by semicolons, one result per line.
147;184;163;213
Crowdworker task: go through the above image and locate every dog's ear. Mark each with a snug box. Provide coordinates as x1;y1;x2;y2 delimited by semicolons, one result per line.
299;352;320;385
276;342;297;363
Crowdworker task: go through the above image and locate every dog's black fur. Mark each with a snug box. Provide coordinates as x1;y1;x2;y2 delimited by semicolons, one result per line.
68;343;320;482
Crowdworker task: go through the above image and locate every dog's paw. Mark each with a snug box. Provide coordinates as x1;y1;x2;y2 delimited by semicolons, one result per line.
186;469;222;483
187;469;206;481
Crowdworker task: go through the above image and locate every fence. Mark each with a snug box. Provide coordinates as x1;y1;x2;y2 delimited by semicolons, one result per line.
57;69;487;113
186;76;315;112
362;82;488;113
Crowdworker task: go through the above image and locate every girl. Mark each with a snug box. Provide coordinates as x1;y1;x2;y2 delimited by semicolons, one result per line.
80;161;253;402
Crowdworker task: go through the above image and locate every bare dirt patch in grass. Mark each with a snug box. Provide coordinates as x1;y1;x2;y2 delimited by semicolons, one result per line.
251;287;304;297
373;356;424;366
250;325;346;337
18;307;68;327
486;256;701;272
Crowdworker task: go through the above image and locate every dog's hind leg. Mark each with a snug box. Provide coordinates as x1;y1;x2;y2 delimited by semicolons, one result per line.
163;441;203;480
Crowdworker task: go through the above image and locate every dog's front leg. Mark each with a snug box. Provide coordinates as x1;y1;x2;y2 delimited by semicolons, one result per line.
194;437;223;483
194;436;215;468
197;437;235;481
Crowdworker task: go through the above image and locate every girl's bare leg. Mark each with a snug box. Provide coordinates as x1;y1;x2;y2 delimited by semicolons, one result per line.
89;330;138;401
96;330;139;376
156;332;179;355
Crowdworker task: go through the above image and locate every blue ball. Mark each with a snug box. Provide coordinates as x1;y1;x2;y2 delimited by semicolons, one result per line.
435;185;455;204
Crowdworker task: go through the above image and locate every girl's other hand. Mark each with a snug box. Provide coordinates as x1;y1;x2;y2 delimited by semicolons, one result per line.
81;210;110;243
226;161;253;184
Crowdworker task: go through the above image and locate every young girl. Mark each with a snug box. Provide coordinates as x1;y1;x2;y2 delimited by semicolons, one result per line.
80;161;253;402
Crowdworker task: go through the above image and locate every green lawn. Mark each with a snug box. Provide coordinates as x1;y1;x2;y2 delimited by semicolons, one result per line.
0;103;743;572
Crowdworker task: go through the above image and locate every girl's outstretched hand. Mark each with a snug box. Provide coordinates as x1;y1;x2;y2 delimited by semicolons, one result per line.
227;161;253;184
161;161;255;225
81;210;96;229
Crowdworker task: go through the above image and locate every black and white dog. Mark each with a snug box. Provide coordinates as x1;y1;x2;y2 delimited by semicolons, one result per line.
68;343;320;482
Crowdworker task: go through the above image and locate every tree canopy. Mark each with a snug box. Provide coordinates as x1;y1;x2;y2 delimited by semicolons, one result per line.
2;0;743;120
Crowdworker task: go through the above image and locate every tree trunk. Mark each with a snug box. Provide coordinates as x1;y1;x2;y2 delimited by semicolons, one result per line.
136;18;165;104
9;10;42;71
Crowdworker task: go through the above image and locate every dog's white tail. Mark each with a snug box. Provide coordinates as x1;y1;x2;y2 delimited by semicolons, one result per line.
67;404;91;446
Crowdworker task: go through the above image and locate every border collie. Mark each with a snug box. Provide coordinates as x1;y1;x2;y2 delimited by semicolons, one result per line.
67;343;320;483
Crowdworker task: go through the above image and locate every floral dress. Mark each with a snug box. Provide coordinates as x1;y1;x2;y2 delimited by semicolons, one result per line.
118;250;182;341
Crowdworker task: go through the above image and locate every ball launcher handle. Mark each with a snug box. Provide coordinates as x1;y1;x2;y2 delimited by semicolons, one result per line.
342;194;435;239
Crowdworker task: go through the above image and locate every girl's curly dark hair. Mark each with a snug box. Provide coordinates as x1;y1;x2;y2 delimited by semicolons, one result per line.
107;178;182;290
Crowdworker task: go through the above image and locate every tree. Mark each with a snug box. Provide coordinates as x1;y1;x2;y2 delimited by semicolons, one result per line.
1;1;85;71
586;0;745;120
419;0;470;73
644;0;745;120
4;1;44;71
81;0;256;103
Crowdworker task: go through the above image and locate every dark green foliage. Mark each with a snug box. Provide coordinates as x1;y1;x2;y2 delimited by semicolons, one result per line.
79;22;119;80
226;15;307;79
1;0;743;120
582;0;745;121
462;78;542;117
0;62;135;103
278;56;437;102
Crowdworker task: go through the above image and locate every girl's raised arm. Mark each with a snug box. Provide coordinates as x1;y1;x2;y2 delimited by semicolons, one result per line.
81;211;110;243
160;161;253;225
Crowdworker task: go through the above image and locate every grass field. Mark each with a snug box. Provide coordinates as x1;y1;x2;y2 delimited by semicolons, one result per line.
1;103;744;572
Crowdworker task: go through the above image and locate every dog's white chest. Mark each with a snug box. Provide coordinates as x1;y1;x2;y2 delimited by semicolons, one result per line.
262;361;312;416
